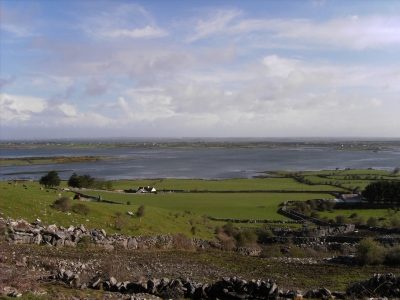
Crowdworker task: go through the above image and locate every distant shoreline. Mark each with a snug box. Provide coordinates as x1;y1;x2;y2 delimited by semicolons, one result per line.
1;139;399;152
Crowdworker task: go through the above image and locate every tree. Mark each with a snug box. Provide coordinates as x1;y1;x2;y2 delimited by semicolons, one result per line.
67;173;95;188
105;181;113;190
80;174;95;188
363;181;400;203
68;172;82;188
39;170;61;187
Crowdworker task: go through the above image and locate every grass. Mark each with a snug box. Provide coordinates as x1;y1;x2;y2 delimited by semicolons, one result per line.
81;190;334;219
318;207;400;223
0;181;215;238
110;178;344;192
0;168;396;238
0;180;333;239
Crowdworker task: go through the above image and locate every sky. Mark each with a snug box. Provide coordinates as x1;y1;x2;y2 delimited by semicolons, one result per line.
1;0;400;140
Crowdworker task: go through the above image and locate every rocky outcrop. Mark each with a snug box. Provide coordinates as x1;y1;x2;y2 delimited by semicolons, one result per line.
347;273;400;298
5;218;400;255
5;218;192;251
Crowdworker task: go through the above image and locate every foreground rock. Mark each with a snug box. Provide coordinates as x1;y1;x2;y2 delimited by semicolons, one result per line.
347;273;400;298
53;268;345;300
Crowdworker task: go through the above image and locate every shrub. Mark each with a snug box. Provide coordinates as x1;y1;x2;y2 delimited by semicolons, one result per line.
308;199;317;210
256;229;274;241
294;201;309;215
310;211;320;219
235;229;258;246
355;216;366;225
335;215;347;224
52;197;71;212
136;205;145;218
127;200;131;205
214;225;222;234
260;244;283;258
384;245;400;265
190;226;197;235
114;212;128;230
367;217;379;227
173;233;194;250
72;203;91;215
222;223;237;237
288;246;307;258
350;213;358;219
318;203;327;212
356;238;385;265
390;216;400;229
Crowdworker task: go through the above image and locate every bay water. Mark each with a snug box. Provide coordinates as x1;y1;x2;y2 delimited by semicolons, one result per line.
1;147;399;181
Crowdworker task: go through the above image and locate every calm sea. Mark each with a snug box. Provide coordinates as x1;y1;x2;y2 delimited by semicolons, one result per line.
0;147;399;181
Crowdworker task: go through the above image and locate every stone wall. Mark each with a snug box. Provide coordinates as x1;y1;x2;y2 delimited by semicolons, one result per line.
4;217;400;253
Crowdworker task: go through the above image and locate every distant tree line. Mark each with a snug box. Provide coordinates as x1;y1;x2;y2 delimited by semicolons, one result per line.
363;181;400;203
68;172;113;190
39;170;112;190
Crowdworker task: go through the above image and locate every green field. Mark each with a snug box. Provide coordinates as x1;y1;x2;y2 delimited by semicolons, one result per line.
82;190;334;219
0;180;333;239
109;177;343;192
1;168;397;239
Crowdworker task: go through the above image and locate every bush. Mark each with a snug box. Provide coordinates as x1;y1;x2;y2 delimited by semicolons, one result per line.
114;212;128;230
52;197;71;212
288;246;307;258
384;245;400;265
214;225;222;234
356;238;385;265
335;215;347;224
173;233;194;250
260;244;283;258
222;223;237;237
367;217;379;227
355;216;366;225
190;226;197;235
310;211;320;219
72;203;91;215
390;216;400;229
350;213;358;219
235;229;258;246
256;229;274;241
136;205;145;218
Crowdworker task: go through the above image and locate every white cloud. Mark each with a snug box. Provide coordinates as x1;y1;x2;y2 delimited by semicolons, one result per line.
193;14;400;50
187;9;241;42
82;4;168;40
0;94;46;122
102;26;168;38
57;103;78;117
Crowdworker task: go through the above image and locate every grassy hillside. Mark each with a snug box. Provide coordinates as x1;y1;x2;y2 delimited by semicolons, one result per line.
0;180;332;239
1;168;397;238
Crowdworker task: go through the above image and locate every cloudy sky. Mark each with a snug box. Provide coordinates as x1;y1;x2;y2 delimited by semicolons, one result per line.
1;0;400;139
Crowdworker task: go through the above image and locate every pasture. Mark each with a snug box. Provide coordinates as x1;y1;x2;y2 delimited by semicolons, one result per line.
0;180;333;239
110;177;344;192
